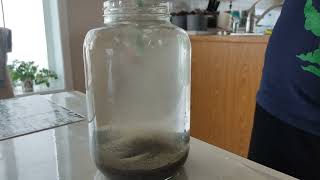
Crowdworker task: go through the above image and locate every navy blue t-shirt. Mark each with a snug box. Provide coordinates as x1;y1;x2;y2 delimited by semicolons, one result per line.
257;0;320;136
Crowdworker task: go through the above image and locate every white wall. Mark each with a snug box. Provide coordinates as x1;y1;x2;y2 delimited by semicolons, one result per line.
171;0;209;12
218;0;284;11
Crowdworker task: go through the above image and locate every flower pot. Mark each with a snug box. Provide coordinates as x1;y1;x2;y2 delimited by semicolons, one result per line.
187;14;208;31
22;79;34;93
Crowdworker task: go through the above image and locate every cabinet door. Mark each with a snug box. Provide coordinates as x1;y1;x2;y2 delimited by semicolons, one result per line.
190;36;268;157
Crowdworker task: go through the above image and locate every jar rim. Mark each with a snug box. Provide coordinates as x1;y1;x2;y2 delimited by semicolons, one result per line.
103;0;171;15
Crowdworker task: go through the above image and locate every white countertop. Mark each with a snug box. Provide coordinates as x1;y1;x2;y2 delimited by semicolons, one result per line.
0;92;297;180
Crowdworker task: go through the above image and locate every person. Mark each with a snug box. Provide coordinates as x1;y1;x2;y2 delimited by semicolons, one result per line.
0;27;13;99
248;0;320;179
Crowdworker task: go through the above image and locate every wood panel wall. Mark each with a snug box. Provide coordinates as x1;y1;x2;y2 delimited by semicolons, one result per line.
190;35;269;157
67;0;103;92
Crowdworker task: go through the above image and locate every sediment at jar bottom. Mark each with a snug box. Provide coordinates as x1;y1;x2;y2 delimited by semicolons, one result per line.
91;129;190;179
98;151;188;180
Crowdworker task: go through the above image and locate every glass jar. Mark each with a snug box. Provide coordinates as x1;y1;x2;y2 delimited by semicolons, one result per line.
84;0;191;179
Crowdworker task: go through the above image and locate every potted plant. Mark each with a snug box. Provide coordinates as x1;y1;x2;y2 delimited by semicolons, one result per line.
35;68;59;88
7;60;58;93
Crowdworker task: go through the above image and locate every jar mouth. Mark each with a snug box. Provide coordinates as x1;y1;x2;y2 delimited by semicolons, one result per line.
103;0;171;16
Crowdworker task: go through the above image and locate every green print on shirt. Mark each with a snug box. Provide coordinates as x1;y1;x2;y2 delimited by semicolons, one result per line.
297;0;320;77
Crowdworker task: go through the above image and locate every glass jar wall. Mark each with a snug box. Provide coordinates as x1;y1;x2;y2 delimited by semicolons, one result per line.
83;0;191;179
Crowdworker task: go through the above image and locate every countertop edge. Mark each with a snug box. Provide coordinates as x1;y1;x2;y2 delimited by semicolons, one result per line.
190;35;270;44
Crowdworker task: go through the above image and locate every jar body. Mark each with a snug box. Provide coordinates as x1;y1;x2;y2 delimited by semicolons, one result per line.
84;18;191;178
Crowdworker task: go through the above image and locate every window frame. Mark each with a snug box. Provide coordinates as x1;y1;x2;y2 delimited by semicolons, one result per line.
5;0;74;97
42;0;73;92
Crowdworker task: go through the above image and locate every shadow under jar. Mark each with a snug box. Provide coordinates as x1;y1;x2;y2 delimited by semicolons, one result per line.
83;0;191;179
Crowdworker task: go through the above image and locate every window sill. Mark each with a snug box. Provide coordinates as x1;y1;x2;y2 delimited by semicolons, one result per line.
13;81;66;97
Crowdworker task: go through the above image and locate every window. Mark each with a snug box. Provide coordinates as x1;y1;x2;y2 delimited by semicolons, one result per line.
1;0;72;96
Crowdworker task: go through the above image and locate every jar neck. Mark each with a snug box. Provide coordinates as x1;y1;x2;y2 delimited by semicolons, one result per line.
103;0;171;23
104;14;170;24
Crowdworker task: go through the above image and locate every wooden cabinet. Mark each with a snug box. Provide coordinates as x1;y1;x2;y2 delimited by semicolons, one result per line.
190;35;269;157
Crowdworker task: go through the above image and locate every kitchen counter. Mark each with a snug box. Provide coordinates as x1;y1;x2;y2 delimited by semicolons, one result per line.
0;92;296;180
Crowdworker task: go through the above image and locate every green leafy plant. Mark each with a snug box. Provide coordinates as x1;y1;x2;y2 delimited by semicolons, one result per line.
7;60;58;87
8;60;38;82
35;68;58;87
